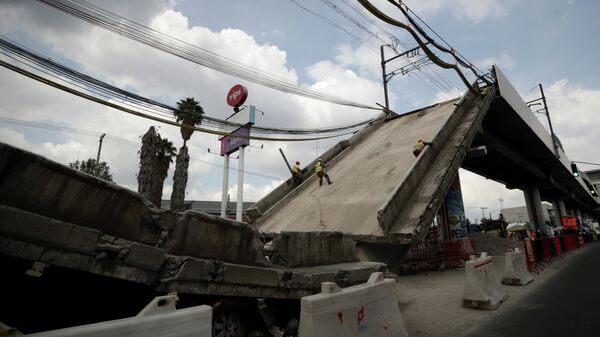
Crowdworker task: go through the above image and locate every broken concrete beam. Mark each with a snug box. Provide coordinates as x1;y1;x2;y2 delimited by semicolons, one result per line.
166;211;269;266
271;231;358;267
0;205;100;255
0;142;165;246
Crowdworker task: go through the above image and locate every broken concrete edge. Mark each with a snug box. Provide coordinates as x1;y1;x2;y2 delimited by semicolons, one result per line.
249;112;388;225
0;142;167;246
408;85;497;240
0;233;390;300
0;200;268;267
164;209;270;267
268;231;359;267
376;98;463;234
0;142;154;209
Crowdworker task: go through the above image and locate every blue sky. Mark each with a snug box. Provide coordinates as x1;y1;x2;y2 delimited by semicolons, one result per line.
0;0;598;222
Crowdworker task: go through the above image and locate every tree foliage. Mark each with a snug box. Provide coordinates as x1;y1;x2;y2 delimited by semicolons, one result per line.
69;158;114;182
174;97;204;123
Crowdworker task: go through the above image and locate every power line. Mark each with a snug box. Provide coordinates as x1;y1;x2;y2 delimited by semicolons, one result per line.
0;115;286;181
37;0;379;110
0;36;383;138
0;57;362;142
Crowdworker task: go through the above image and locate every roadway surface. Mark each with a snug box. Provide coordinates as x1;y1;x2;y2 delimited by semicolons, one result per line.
463;242;600;337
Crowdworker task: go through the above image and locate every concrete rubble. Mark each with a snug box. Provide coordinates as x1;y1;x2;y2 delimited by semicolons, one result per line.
0;142;388;299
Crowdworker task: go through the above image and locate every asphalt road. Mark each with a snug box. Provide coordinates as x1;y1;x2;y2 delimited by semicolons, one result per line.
464;242;600;337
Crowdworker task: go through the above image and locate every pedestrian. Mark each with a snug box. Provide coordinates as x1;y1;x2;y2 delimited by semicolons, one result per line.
315;159;332;186
413;139;433;157
291;160;302;185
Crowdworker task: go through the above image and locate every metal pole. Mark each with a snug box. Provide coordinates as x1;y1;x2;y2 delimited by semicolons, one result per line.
96;133;105;163
236;147;245;222
279;148;294;176
220;154;229;218
380;45;390;111
539;84;560;158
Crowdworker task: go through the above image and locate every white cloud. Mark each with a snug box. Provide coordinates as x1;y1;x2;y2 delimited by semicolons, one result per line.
405;0;510;23
475;53;516;71
545;79;600;167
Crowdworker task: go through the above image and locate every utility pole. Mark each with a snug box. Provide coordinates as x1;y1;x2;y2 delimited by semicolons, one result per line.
480;207;488;220
526;84;559;158
96;133;106;163
380;44;428;116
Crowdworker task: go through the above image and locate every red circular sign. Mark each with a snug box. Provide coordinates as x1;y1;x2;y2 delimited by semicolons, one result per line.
226;84;248;107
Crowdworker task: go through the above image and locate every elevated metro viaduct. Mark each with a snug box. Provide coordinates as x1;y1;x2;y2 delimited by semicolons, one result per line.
249;66;600;267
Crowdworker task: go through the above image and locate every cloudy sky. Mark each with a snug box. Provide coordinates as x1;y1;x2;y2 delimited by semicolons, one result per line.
0;0;598;223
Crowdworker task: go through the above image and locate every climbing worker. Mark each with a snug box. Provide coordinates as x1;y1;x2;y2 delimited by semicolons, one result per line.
413;139;433;157
315;159;333;186
291;160;302;185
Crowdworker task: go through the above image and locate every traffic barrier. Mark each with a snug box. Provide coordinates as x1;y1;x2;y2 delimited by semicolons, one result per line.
541;238;552;261
552;237;563;257
561;235;577;252
27;294;212;337
522;239;540;272
299;272;408;337
462;253;508;310
501;248;533;286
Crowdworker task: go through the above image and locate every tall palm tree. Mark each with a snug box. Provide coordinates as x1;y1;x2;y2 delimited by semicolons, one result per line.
170;145;189;212
151;138;176;207
170;97;204;212
174;97;204;144
138;126;159;201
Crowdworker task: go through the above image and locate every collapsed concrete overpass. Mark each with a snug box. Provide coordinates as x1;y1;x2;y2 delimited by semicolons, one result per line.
250;66;600;262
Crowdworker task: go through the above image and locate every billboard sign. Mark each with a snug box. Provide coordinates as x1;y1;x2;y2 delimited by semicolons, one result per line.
445;174;468;240
220;126;250;156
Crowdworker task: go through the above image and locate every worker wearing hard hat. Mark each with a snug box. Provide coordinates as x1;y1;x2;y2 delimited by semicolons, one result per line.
291;160;302;185
413;139;433;157
315;159;333;186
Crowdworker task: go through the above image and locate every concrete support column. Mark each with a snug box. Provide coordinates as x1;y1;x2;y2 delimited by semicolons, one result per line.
557;200;567;218
523;185;549;234
551;200;561;227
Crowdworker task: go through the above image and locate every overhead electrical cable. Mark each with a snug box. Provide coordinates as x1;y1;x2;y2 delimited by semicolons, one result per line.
0;116;285;180
0;36;383;137
387;0;487;83
0;58;362;142
289;0;379;50
37;0;379;110
356;0;482;95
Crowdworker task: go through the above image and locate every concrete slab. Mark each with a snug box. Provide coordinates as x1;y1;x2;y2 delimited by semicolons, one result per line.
257;100;458;236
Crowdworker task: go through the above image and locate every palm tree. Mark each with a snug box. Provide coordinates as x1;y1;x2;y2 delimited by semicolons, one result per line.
174;97;204;144
170;145;189;212
151;138;176;207
138;126;159;201
170;97;204;212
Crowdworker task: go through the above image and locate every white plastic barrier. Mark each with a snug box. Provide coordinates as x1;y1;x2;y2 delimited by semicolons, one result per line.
501;248;534;286
27;294;212;337
299;272;408;337
462;253;508;310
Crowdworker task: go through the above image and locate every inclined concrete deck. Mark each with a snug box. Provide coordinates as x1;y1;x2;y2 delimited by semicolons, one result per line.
257;99;458;236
